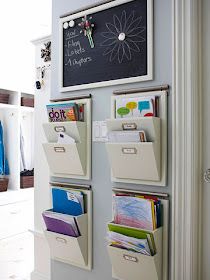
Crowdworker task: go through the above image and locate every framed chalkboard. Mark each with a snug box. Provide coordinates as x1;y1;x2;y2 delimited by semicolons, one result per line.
60;0;153;92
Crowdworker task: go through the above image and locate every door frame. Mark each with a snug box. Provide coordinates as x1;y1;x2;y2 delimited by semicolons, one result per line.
171;0;202;279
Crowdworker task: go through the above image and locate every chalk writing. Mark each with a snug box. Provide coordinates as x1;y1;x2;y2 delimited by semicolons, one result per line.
65;57;92;67
64;30;92;68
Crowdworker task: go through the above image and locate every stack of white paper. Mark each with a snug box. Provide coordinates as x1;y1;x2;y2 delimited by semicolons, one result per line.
107;231;151;256
108;130;146;143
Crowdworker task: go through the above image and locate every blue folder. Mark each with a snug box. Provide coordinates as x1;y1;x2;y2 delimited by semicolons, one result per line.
52;188;84;216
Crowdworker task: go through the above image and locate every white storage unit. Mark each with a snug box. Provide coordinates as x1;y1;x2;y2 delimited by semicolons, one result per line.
0;199;34;239
107;227;162;280
45;182;93;271
0;231;34;280
106;117;161;181
0;89;34;190
106;91;168;186
107;188;169;280
45;213;88;266
42;98;91;180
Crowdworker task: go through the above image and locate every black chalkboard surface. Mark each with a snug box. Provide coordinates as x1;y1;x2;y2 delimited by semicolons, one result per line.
61;0;152;91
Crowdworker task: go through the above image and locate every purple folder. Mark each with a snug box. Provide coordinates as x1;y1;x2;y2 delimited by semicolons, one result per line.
42;213;80;237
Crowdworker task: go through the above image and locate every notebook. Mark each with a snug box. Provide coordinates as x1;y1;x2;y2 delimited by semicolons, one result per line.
52;187;84;216
42;209;80;237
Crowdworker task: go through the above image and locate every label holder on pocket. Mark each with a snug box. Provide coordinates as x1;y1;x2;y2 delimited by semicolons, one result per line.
54;126;65;132
122;147;137;155
54;147;66;153
56;237;67;244
122;123;137;130
123;254;138;263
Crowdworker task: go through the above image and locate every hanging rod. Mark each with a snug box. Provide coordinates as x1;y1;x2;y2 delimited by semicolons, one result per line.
112;187;169;198
60;0;113;18
50;181;91;190
113;84;170;95
50;93;91;103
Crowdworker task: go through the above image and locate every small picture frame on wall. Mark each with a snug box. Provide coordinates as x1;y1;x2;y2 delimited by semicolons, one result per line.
59;0;153;92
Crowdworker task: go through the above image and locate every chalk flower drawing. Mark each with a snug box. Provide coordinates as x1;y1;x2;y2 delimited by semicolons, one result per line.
100;11;145;63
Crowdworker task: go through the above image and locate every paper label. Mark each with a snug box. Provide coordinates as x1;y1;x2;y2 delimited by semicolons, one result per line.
122;148;137;154
54;126;65;132
123;254;138;262
67;192;79;203
122;123;137;130
54;147;65;153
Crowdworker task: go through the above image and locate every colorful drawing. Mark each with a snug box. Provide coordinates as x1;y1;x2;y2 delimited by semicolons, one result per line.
138;100;154;117
116;96;157;118
117;107;130;118
126;102;137;116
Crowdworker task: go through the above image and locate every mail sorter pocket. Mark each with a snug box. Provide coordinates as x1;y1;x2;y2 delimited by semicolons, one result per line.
107;227;163;280
106;117;160;142
44;213;88;266
106;142;160;181
43;121;86;143
42;143;86;175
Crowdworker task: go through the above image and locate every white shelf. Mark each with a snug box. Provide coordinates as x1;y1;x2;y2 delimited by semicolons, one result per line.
20;106;34;113
0;188;34;206
0;103;19;109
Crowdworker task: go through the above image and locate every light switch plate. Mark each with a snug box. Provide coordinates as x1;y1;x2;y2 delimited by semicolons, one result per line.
92;121;108;142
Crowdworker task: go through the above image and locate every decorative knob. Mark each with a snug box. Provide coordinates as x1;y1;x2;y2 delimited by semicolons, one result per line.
63;22;69;29
69;20;75;28
118;33;126;41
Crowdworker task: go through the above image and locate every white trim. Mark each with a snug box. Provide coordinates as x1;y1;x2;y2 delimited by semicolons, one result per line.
171;0;202;279
31;35;51;46
31;271;50;280
29;229;46;238
59;0;153;92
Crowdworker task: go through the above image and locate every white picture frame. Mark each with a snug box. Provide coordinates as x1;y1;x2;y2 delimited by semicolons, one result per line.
59;0;153;92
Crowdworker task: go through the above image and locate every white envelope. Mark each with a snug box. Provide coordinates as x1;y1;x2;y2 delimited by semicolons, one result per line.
57;132;76;144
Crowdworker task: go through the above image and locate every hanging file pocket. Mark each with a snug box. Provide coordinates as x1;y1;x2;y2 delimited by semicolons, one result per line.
44;213;88;266
106;117;161;182
43;121;86;143
43;143;86;175
106;142;160;181
107;227;163;280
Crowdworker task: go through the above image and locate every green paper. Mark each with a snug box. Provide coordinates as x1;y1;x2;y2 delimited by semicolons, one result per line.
108;223;156;254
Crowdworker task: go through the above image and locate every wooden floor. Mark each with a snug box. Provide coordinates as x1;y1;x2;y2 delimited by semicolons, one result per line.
0;232;34;280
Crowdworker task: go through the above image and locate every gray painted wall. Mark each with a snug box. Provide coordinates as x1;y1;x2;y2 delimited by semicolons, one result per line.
51;0;172;279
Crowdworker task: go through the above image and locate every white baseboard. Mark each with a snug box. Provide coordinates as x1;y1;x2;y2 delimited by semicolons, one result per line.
31;270;50;280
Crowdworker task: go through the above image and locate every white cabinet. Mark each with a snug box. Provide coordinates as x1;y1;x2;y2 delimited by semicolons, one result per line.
0;89;34;191
0;189;34;280
0;232;34;280
0;199;34;239
0;87;34;280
